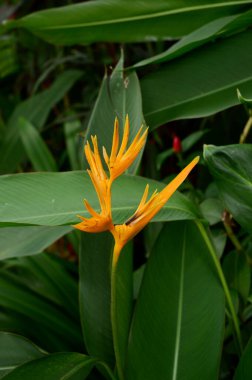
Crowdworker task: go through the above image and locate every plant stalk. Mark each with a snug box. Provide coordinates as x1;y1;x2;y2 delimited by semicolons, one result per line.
111;242;124;380
239;116;252;144
196;221;243;355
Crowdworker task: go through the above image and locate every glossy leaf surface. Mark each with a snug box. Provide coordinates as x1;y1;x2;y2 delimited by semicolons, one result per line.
141;29;252;128
0;226;71;260
132;10;252;68
79;232;132;371
126;221;225;380
204;144;252;234
83;54;145;174
9;1;252;44
0;171;201;226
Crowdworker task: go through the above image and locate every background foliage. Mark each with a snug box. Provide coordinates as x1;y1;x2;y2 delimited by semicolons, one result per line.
1;0;252;379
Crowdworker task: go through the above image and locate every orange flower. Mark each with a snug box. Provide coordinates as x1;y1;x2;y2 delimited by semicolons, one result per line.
102;115;148;180
111;156;199;258
73;116;199;262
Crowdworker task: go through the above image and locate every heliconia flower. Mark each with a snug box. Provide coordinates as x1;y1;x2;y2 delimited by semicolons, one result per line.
111;156;199;258
102;115;148;180
73;116;199;263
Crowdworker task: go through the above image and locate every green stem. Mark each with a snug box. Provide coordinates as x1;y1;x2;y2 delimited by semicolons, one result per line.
223;220;243;253
239;116;252;144
111;243;124;380
196;221;243;355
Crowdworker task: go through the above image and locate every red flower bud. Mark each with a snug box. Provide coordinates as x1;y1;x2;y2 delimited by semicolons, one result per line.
172;135;182;153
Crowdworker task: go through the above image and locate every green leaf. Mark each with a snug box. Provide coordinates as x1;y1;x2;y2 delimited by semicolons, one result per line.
237;88;252;115
0;332;45;379
18;118;58;172
79;232;133;373
203;144;252;234
132;10;252;69
0;70;82;174
141;29;252;128
234;337;252;379
79;232;114;366
2;352;96;380
0;171;201;226
9;1;252;44
125;221;225;380
0;226;71;260
84;53;145;174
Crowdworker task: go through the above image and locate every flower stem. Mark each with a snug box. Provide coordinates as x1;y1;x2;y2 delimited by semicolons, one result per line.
111;242;124;380
196;221;243;355
239;116;252;144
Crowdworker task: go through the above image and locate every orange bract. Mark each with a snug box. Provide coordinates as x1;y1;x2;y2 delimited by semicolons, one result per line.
73;116;199;258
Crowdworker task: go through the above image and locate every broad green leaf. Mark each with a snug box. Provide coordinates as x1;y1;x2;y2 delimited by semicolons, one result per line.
79;232;114;366
0;332;45;379
6;1;252;44
0;226;71;260
203;144;252;234
132;10;252;68
125;221;225;380
112;241;133;375
79;232;132;372
234;337;252;379
83;53;145;174
0;70;82;174
141;29;252;128
2;352;96;380
18;118;58;172
0;171;201;226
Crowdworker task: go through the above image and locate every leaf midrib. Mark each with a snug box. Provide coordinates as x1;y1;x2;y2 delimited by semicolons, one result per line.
33;1;252;30
145;75;252;118
172;225;186;380
0;204;196;224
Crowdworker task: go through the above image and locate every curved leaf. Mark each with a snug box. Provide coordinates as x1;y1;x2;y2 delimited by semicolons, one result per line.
2;353;96;380
79;232;133;371
0;226;71;260
0;171;201;227
125;221;225;380
204;144;252;234
141;29;252;128
83;53;145;174
0;332;45;379
8;0;252;44
132;10;252;68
